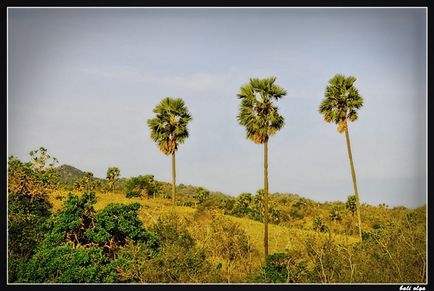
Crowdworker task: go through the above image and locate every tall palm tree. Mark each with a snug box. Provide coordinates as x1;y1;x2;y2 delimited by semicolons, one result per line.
319;73;364;241
147;97;192;204
236;76;287;260
106;167;120;194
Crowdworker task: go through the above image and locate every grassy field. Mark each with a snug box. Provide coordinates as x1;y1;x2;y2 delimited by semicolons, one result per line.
49;189;359;261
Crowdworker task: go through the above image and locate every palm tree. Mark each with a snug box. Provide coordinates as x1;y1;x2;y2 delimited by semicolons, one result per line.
147;97;192;204
236;76;287;260
106;167;120;194
319;73;364;241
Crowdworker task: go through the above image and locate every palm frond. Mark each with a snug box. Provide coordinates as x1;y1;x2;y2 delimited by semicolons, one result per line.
319;74;363;132
147;97;192;155
237;77;286;143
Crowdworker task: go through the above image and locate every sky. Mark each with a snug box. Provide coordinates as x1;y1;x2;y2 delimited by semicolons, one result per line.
7;7;426;208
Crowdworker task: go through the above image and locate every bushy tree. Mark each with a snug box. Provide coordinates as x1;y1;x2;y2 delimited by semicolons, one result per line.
8;148;59;282
16;192;159;283
74;172;100;193
313;216;329;233
18;244;118;283
106;167;121;194
117;214;212;283
346;195;357;217
193;187;210;206
329;205;343;223
125;175;161;198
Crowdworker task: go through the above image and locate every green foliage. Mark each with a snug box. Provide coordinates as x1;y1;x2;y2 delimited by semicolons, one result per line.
231;192;261;221
176;201;193;207
7;149;58;281
85;203;159;251
15;191;159;283
73;171;102;193
313;216;329;233
230;191;286;224
55;164;86;189
237;77;286;143
46;192;158;253
117;214;212;283
8;152;59;198
126;191;141;198
125;175;161;198
147;97;192;155
262;253;290;283
193;187;210;205
346;195;357;217
17;244;118;283
329;205;343;222
319;74;363;133
106;167;121;193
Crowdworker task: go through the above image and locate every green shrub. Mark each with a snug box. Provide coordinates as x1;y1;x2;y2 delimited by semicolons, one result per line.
18;244;118;283
117;214;213;283
125;175;160;198
176;201;193;207
313;216;329;233
126;191;141;198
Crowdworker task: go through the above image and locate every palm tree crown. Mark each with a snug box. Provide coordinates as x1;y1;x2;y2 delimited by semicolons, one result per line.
237;77;287;143
319;74;364;133
106;167;120;180
147;97;192;155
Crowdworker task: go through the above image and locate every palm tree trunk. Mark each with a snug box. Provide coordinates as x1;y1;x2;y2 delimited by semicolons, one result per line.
172;151;176;204
344;124;362;241
264;140;269;260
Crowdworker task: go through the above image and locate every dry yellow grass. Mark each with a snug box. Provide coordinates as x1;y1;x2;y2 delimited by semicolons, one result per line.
48;190;358;260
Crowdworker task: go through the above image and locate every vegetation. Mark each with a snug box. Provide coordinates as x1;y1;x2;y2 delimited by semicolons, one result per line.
147;97;193;204
106;167;121;194
7;150;426;283
7;74;426;284
319;74;364;240
237;76;287;260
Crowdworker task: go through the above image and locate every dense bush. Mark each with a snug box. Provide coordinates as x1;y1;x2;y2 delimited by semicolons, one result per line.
116;214;213;283
18;244;118;283
15;192;159;283
125;175;161;198
7;149;58;282
313;216;329;233
126;191;141;198
255;208;426;283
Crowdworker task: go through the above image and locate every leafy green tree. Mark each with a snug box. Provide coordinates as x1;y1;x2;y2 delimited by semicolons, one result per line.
231;193;253;217
125;175;161;198
74;172;95;193
106;167;121;194
319;74;364;240
147;97;192;204
18;244;118;283
313;216;329;233
346;195;357;217
329;205;343;223
7;148;59;281
117;214;212;283
8;148;60;197
237;76;287;260
193;187;210;206
16;192;159;283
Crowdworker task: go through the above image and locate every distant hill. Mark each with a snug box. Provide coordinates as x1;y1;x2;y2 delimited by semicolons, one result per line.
56;164;86;185
55;164;105;185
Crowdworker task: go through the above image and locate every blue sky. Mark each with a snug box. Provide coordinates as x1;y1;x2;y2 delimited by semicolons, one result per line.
7;8;426;208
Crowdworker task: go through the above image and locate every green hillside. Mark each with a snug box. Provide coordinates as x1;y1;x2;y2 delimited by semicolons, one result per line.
8;157;426;284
